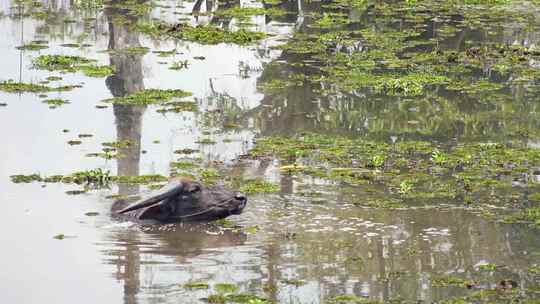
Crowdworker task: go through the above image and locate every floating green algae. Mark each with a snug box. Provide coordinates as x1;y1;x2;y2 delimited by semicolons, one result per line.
0;80;51;93
239;179;280;194
42;98;70;107
135;22;266;45
156;101;198;113
80;64;114;77
10;169;168;187
214;7;286;20
183;281;209;289
32;55;113;77
102;89;192;105
16;42;49;51
326;294;381;304
33;55;94;71
175;25;266;45
214;283;239;294
247;133;540;224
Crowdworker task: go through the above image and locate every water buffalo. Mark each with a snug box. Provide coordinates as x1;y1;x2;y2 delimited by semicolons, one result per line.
114;177;247;222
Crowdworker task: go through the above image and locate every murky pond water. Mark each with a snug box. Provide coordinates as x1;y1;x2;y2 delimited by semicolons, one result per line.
1;0;539;303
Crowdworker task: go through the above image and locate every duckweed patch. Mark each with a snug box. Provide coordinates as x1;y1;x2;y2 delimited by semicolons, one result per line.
0;80;81;93
432;276;475;288
42;98;70;107
176;26;266;45
249;134;540;223
505;207;540;226
10;170;167;187
280;279;306;287
156;101;198;113
103;89;191;105
33;55;114;77
45;76;62;81
16;42;48;51
184;282;209;289
239;179;279;194
215;7;286;20
80;64;114;77
136;22;266;45
33;55;93;71
214;283;239;294
326;295;379;304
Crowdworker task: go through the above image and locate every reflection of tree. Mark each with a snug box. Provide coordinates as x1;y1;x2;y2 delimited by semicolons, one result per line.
104;2;146;303
101;4;251;304
259;207;540;302
105;0;146;197
250;1;540;143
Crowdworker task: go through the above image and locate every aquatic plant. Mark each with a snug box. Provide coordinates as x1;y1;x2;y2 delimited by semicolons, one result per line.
103;89;192;105
80;64;114;77
42;98;70;107
214;283;239;294
239;179;279;194
33;55;93;71
184;282;209;289
214;7;286;20
16;42;48;51
0;80;53;93
156;101;198;113
135;22;266;45
33;55;114;77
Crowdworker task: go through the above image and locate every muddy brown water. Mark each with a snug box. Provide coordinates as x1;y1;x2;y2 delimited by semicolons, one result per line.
0;0;539;303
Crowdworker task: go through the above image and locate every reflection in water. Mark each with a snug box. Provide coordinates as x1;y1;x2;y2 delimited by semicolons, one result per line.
250;1;540;143
98;1;539;302
2;0;540;303
101;3;251;304
103;2;146;303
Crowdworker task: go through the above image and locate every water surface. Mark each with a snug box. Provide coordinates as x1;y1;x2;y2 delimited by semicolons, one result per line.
1;0;539;303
